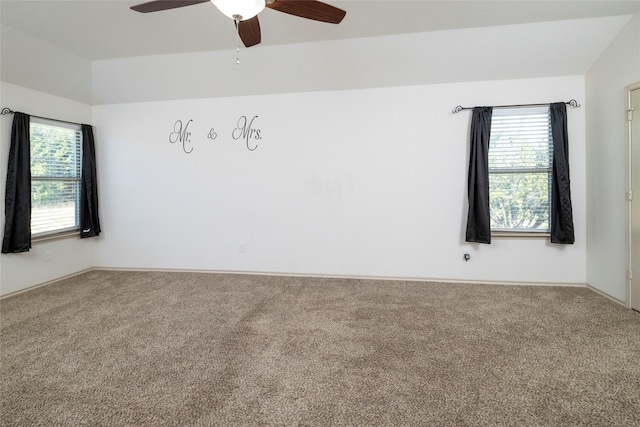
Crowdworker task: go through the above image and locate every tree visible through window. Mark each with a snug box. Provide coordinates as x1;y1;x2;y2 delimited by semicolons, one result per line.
488;107;552;232
30;119;82;236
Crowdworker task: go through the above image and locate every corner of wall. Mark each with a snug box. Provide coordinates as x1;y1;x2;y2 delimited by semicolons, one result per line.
0;82;97;296
585;12;640;302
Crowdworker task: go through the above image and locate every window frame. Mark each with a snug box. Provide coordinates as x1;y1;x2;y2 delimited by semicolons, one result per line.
487;106;552;237
29;117;83;241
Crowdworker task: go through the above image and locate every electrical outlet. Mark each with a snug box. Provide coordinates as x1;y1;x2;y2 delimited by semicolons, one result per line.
44;251;52;262
239;242;246;253
462;246;471;262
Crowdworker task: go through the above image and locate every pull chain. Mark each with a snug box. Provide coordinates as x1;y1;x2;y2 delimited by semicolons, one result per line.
234;15;241;65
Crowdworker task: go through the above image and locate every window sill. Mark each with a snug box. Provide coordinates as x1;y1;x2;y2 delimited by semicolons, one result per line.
491;231;550;239
32;230;80;244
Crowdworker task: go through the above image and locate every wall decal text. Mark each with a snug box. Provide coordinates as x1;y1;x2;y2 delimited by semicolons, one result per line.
169;119;194;154
168;115;263;154
232;115;261;151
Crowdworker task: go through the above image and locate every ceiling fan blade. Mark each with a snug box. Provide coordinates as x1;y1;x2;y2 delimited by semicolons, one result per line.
266;0;346;24
236;16;262;47
130;0;210;13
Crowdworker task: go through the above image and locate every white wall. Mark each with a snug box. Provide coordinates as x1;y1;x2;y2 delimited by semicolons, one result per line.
92;16;627;105
585;13;640;302
0;82;98;296
93;75;587;285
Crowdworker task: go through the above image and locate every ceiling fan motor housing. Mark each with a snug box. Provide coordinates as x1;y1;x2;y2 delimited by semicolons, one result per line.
211;0;266;21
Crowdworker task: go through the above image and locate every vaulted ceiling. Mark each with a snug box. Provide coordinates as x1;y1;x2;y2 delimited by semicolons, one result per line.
1;0;639;60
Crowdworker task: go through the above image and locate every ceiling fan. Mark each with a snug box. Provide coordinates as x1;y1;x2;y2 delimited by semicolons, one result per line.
130;0;347;48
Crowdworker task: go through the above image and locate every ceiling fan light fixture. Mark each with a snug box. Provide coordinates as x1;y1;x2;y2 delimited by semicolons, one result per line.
211;0;265;21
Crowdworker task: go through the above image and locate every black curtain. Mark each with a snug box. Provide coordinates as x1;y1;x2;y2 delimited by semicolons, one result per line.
80;124;101;238
549;103;575;244
465;107;493;244
2;113;31;253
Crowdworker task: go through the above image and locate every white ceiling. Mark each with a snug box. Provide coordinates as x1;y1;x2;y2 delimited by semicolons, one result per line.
1;0;639;61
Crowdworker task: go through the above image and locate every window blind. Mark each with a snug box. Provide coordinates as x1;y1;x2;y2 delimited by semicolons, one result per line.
30;119;82;236
489;107;552;171
488;107;552;232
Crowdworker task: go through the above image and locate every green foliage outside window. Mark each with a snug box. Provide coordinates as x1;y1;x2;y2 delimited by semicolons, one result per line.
490;172;550;230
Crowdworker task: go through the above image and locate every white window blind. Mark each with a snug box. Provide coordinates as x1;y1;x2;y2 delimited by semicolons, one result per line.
488;107;552;232
30;119;82;237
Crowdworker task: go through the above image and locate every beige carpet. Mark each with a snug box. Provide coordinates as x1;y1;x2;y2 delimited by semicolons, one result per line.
1;270;639;426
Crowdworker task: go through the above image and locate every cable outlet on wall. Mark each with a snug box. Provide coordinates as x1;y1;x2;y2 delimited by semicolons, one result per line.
44;251;52;262
462;246;471;262
239;242;246;253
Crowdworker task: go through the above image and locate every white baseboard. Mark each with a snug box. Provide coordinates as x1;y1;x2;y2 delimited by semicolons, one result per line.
585;283;627;307
2;265;593;300
94;266;587;288
0;268;94;300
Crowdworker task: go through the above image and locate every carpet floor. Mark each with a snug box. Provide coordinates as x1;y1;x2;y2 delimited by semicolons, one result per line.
1;270;639;426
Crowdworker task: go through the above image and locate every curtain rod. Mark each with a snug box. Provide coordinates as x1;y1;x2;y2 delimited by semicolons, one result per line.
451;99;581;114
1;107;86;127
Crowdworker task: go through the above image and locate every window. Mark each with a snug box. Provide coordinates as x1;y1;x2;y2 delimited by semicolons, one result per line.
488;107;552;233
30;119;82;237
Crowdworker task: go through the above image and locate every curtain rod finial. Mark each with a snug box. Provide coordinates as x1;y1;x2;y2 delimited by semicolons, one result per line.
567;99;581;108
1;107;14;116
452;105;464;114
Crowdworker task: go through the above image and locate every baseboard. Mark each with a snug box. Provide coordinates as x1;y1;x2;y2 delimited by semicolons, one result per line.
586;283;627;307
0;268;94;300
6;266;630;312
2;266;590;299
94;266;587;288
